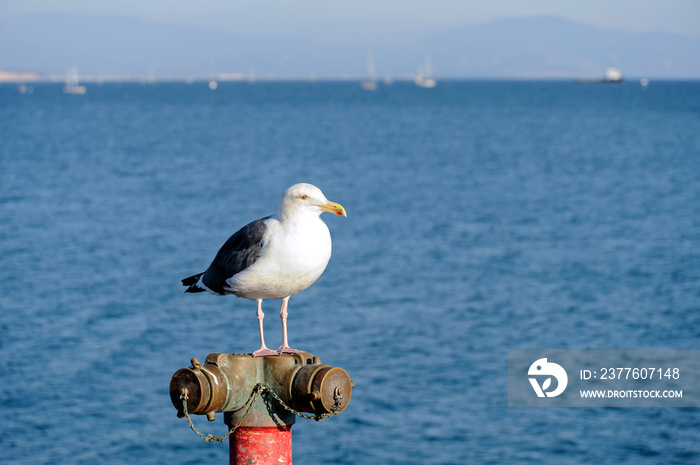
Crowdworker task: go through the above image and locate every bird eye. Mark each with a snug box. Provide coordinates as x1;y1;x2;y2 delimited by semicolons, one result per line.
299;194;308;200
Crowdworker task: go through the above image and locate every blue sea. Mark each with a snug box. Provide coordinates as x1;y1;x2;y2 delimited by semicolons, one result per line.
1;80;699;464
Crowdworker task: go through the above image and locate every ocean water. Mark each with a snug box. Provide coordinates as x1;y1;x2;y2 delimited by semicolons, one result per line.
1;80;699;464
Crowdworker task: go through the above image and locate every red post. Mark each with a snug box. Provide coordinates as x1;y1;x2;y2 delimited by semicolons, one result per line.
230;426;292;465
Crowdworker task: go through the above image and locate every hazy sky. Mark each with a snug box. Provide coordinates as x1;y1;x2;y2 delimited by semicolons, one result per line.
2;0;699;42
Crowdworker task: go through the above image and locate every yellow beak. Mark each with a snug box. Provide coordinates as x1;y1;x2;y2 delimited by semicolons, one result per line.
319;200;347;217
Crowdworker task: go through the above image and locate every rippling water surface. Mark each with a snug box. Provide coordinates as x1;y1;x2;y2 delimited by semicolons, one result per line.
1;80;699;464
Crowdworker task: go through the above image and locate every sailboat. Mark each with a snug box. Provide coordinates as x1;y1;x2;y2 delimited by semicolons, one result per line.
414;56;437;88
604;67;623;83
361;52;378;91
577;67;624;85
63;67;87;95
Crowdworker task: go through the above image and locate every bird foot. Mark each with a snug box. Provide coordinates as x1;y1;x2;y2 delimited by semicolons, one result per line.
252;347;279;357
277;346;307;355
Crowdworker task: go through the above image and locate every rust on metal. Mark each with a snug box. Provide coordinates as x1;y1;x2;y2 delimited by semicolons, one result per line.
170;351;353;423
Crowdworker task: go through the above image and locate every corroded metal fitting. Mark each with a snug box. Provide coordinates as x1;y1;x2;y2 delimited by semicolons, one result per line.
170;352;353;427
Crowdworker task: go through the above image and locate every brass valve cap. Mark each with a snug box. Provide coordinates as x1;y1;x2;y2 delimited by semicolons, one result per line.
170;363;227;417
292;364;353;414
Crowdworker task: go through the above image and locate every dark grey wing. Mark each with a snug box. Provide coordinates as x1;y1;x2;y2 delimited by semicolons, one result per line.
200;217;270;295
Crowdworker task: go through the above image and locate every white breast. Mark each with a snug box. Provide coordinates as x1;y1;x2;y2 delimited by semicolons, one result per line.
226;212;332;300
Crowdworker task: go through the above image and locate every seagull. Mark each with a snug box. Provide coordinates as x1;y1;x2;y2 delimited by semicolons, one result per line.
182;183;347;356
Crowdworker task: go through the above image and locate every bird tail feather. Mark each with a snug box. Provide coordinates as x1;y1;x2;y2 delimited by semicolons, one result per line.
182;273;206;293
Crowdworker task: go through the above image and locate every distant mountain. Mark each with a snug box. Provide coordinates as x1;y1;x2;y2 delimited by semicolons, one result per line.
1;13;699;79
0;12;348;78
406;16;700;79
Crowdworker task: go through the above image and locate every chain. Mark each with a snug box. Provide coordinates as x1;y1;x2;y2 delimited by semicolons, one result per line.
180;384;261;443
259;384;341;421
179;383;341;442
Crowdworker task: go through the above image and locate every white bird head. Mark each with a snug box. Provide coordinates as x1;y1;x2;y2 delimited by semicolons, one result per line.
278;183;347;221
